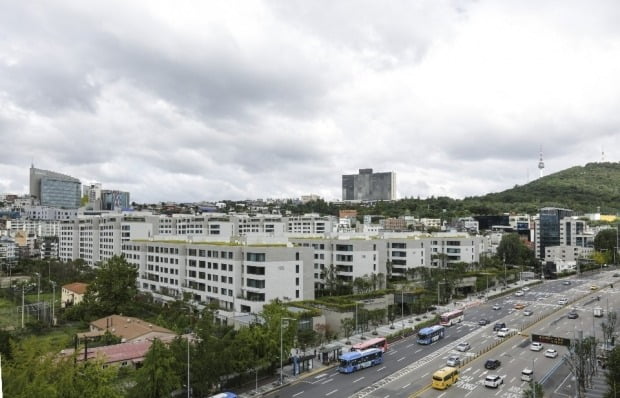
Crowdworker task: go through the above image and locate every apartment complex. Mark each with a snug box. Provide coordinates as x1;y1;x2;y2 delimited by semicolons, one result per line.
342;168;396;201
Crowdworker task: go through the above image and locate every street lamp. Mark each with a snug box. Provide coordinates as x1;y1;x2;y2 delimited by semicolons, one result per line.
50;281;56;326
280;317;294;385
35;272;41;320
401;290;405;328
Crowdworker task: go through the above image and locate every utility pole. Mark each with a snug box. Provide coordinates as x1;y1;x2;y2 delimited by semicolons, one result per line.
51;281;56;326
35;273;40;320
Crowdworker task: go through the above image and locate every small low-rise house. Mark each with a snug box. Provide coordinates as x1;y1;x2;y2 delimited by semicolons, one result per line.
82;314;177;343
61;282;89;308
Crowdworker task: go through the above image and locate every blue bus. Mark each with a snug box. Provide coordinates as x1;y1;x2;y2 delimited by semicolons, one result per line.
417;325;445;345
338;348;383;374
208;393;238;398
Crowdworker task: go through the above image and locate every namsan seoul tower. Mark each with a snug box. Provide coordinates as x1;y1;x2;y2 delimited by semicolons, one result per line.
538;147;545;178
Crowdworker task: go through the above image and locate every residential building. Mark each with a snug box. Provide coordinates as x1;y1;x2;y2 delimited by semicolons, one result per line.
83;314;176;343
29;165;81;209
61;282;89;308
123;240;315;315
342;168;396;201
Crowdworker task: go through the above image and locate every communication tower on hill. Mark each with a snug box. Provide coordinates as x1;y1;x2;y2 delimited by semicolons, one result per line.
538;146;545;178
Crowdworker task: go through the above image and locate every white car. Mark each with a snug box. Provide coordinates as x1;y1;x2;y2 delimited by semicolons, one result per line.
447;355;461;367
497;328;510;337
545;349;558;358
558;298;568;305
522;286;529;291
515;290;524;296
530;342;544;351
484;375;503;388
456;342;471;352
492;304;501;310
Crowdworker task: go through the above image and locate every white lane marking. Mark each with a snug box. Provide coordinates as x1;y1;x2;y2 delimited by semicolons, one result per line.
353;377;365;383
415;349;422;354
397;356;406;362
376;366;386;372
325;389;338;396
402;382;411;389
321;378;334;384
315;374;328;379
293;392;304;397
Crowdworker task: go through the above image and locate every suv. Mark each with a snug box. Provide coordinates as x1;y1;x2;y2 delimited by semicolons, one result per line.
497;327;510;337
446;355;461;367
493;322;506;331
484;359;501;369
530;342;544;351
484;374;503;388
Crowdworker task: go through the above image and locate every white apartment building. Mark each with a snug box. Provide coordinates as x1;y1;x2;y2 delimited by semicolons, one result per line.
23;205;78;220
122;241;314;314
6;219;60;238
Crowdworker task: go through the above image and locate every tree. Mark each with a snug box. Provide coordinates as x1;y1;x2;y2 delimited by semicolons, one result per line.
130;339;181;398
341;318;355;343
522;381;544;398
497;233;530;266
594;228;618;264
297;328;318;355
82;255;138;316
565;334;598;398
604;346;620;398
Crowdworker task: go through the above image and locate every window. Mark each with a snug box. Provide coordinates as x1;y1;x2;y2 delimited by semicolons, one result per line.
247;252;266;262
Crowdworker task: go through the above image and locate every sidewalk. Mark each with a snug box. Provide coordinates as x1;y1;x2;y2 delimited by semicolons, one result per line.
236;296;484;397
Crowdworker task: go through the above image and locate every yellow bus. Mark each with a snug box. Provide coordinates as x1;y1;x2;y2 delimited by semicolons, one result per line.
432;366;459;390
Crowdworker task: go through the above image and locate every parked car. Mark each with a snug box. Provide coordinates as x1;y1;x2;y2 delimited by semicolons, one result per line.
478;319;489;325
568;311;579;319
484;359;501;369
492;304;501;310
493;322;506;331
515;290;524;296
523;309;534;316
484;375;503;388
530;342;544;351
497;328;510;337
456;342;471;352
447;355;461;367
545;349;558;358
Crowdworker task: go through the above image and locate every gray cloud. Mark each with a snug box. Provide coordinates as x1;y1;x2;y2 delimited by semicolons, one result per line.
2;1;620;203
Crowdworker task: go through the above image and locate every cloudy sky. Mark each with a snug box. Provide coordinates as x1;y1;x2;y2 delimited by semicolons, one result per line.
1;1;619;203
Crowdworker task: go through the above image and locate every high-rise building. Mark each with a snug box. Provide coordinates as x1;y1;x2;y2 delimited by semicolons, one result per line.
535;207;573;259
342;168;396;201
29;165;81;209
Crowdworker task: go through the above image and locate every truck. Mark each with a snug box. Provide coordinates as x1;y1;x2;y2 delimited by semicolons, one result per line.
593;307;603;317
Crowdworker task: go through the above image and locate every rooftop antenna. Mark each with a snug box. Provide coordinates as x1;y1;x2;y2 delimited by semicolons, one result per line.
601;147;605;162
538;146;545;178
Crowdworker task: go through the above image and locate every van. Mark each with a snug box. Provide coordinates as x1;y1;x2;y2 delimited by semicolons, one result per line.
521;368;533;381
431;366;459;390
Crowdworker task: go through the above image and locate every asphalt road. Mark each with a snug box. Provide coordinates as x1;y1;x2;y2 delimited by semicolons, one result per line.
264;270;618;398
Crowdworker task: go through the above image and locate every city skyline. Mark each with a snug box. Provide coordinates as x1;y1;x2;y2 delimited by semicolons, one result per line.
1;1;619;203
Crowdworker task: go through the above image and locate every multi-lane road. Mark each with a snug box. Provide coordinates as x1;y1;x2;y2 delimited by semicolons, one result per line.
265;270;619;398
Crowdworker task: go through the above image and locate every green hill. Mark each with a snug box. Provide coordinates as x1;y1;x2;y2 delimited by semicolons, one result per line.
466;162;620;215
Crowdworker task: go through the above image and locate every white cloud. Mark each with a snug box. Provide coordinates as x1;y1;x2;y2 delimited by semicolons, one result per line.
1;0;620;203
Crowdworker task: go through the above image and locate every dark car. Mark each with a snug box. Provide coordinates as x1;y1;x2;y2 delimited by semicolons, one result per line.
485;359;501;370
493;322;506;331
568;311;579;319
479;318;489;325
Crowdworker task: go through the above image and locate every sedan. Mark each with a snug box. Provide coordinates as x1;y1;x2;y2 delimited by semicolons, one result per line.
523;309;534;316
478;319;489;325
522;286;530;291
492;304;501;310
568;311;579;319
545;349;558;358
590;285;599;290
563;280;572;285
456;342;471;352
515;290;524;297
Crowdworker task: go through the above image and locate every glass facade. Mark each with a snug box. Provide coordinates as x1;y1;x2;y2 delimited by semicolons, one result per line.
539;208;573;259
40;177;81;208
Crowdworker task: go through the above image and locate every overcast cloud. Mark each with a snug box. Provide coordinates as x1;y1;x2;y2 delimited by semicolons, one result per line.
1;0;620;203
